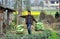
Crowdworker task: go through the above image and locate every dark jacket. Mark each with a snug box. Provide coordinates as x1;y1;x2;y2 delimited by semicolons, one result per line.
20;15;37;24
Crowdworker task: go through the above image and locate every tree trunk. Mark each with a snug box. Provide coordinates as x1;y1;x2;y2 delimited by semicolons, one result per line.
17;0;22;25
59;0;60;13
7;10;10;29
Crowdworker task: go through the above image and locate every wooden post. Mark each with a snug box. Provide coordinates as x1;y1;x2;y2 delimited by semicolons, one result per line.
6;10;10;29
0;13;3;34
5;8;15;30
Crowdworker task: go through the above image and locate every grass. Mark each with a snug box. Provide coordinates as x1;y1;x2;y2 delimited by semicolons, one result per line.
4;29;60;39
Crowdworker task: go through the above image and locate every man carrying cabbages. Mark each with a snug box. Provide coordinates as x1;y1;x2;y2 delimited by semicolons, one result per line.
20;10;37;34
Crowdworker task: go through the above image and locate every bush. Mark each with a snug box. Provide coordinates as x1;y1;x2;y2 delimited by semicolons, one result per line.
45;15;55;24
39;11;46;21
9;22;16;30
48;31;60;39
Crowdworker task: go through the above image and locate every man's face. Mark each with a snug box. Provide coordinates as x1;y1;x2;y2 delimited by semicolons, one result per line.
28;12;31;15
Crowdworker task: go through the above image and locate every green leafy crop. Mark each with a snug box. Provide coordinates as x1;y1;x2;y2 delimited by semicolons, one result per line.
16;25;24;33
35;22;45;31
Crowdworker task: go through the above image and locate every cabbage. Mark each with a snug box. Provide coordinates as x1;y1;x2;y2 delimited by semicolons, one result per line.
16;25;24;33
35;22;45;31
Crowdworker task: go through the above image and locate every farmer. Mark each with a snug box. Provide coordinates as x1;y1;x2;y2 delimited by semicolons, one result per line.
20;10;37;34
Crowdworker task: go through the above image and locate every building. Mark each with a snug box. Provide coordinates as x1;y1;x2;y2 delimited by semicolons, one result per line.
43;0;59;9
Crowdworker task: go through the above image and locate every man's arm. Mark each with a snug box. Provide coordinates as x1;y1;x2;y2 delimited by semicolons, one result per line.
32;16;37;23
20;16;26;18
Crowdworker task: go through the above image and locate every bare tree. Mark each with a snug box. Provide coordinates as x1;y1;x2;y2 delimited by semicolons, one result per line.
39;1;44;9
25;0;31;10
17;0;22;25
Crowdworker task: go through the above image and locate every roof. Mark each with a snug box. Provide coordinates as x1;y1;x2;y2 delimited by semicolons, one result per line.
0;5;6;11
6;8;16;12
49;0;59;1
0;5;16;12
